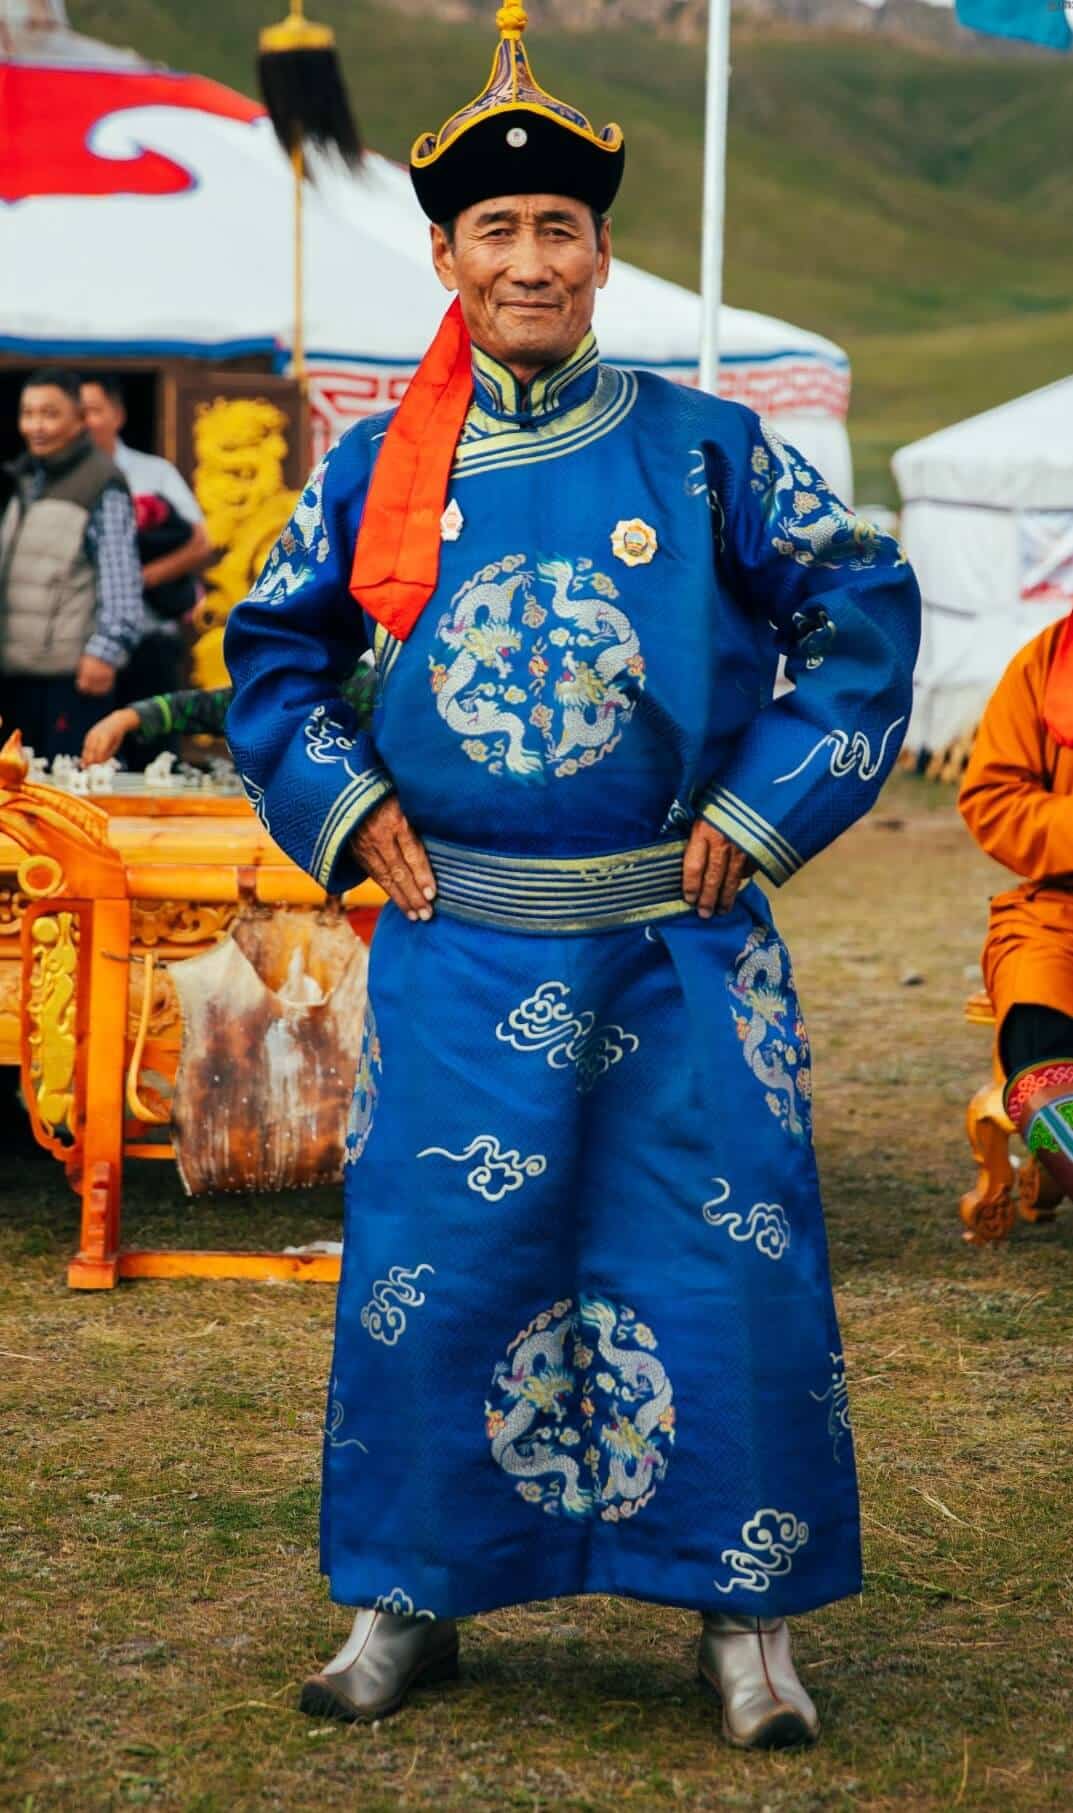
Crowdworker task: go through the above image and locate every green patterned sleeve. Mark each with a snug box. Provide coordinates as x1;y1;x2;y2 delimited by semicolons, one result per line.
134;661;373;752
134;687;233;742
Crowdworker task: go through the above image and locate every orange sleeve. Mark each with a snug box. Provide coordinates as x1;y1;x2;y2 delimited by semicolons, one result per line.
959;629;1073;880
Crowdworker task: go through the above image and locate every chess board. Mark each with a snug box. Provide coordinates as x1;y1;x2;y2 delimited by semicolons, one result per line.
35;750;247;812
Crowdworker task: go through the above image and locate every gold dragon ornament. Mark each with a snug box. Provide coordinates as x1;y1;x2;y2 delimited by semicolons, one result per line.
191;396;299;686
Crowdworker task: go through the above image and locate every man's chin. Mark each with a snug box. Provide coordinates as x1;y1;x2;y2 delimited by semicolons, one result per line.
492;324;580;370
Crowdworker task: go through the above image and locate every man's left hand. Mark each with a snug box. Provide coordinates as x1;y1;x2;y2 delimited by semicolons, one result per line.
682;821;756;918
75;654;117;697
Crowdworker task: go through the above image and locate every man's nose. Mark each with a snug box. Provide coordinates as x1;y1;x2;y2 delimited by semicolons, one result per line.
507;233;552;285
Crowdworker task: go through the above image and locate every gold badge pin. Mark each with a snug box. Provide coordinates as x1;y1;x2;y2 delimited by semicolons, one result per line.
612;518;658;567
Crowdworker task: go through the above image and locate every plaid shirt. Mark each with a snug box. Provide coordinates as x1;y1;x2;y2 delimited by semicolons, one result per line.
83;486;147;667
23;464;146;668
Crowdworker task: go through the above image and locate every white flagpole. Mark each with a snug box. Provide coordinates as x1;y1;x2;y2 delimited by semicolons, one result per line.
699;0;731;395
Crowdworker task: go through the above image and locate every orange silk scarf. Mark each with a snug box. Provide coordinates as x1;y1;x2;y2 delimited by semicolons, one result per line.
349;298;473;642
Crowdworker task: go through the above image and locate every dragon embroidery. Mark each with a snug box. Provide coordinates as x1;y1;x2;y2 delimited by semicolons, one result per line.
729;925;813;1141
487;1295;675;1523
429;554;646;781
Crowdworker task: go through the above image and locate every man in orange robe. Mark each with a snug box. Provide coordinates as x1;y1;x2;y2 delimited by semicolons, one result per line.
959;615;1073;1198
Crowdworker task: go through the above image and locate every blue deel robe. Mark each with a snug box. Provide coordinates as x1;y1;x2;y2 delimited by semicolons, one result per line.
225;334;921;1623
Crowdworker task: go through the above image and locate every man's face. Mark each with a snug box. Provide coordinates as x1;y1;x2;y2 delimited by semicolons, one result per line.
431;194;611;380
81;383;125;456
18;385;84;460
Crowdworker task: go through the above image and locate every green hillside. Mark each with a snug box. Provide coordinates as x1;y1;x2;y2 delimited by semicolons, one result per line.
70;0;1073;500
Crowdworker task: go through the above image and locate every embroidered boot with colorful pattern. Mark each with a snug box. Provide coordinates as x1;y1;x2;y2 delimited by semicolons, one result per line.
1005;1059;1073;1202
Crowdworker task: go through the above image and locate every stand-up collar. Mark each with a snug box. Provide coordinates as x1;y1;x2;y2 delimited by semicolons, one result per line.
470;332;600;426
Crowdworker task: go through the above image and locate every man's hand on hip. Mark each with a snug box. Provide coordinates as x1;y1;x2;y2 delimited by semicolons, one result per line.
75;654;117;697
352;796;437;923
682;821;756;918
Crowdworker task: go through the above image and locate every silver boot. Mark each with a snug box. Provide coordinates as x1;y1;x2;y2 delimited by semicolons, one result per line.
699;1613;819;1749
300;1609;459;1723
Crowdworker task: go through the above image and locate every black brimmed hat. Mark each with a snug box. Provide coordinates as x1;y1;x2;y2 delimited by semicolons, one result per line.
410;2;625;223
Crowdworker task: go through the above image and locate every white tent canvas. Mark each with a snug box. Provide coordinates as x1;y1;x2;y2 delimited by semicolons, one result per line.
0;14;853;493
894;377;1073;753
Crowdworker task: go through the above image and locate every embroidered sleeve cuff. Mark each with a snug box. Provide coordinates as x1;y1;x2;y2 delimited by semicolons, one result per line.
311;765;395;893
699;785;803;888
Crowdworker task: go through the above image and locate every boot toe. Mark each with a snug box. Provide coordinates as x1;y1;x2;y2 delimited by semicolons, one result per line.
724;1700;819;1750
299;1673;373;1724
299;1625;460;1725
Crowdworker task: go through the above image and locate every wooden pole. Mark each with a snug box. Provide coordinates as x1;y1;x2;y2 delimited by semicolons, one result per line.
291;141;307;392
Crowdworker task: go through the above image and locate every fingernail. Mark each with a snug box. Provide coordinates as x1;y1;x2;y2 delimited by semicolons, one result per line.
423;886;436;901
407;911;419;922
683;891;697;904
419;908;433;922
699;907;712;919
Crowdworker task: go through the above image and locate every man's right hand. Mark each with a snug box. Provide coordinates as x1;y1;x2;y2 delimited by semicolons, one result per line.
352;795;436;923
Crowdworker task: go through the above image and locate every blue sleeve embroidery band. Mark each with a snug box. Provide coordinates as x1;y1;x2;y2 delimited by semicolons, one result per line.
699;786;803;888
311;764;395;891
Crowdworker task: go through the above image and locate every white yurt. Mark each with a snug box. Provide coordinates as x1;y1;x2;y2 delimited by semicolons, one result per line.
0;2;854;493
894;377;1073;755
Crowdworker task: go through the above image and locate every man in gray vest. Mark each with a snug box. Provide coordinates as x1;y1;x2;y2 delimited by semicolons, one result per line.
0;368;146;761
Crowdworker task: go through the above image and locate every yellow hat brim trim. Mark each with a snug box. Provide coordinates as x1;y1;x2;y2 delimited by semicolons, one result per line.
411;101;624;171
412;34;623;170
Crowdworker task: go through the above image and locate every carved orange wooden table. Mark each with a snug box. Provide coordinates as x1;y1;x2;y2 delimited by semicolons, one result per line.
0;734;383;1289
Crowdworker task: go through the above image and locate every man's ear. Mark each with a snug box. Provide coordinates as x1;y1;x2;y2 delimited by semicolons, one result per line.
596;217;612;292
430;223;458;294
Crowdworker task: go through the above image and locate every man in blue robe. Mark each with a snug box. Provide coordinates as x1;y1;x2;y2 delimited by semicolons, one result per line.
225;1;921;1751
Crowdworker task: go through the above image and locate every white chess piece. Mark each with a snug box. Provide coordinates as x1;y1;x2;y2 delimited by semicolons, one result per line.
144;751;181;790
86;758;119;793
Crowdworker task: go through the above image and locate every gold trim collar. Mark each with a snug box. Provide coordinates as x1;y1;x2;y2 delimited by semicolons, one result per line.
470;333;600;422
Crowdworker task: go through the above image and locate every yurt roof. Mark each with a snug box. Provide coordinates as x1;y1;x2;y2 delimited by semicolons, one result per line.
893;377;1073;512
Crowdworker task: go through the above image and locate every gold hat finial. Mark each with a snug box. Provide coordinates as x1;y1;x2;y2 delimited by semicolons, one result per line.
496;2;528;40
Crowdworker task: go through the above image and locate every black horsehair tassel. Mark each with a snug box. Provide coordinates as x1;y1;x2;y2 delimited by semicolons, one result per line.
257;2;362;167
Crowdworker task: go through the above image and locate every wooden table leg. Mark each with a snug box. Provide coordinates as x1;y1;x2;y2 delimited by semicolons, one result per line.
1017;1155;1064;1224
68;898;130;1289
960;1082;1017;1245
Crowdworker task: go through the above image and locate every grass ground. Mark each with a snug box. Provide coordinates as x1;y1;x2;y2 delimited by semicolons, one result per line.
2;773;1072;1810
67;3;1073;505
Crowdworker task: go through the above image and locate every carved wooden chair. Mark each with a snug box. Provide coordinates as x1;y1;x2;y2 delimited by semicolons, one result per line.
960;990;1063;1244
